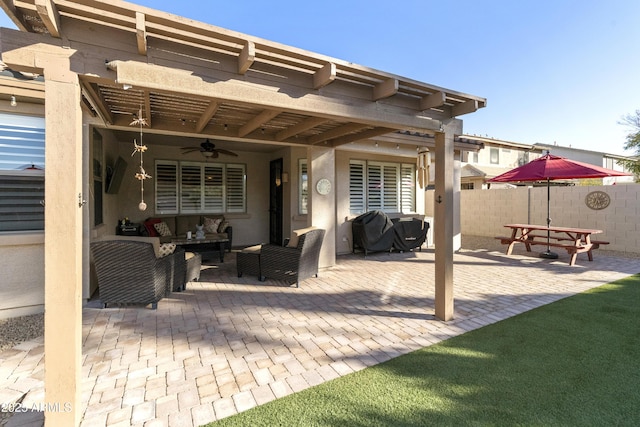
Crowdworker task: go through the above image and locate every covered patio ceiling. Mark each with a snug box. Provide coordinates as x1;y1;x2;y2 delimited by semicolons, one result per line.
0;0;486;153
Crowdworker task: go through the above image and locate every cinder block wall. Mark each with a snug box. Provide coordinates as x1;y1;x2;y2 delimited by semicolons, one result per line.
459;185;639;253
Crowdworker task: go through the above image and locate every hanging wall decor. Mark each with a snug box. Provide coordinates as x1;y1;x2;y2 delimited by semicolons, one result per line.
130;107;151;211
417;148;431;189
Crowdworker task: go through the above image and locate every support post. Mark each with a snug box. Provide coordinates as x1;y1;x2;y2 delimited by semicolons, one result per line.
434;129;455;321
308;146;336;268
43;60;83;427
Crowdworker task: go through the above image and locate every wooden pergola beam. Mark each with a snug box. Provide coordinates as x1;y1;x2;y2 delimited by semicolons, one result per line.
330;127;396;146
238;40;255;75
238;109;281;137
136;12;147;55
111;60;443;133
35;0;61;38
276;116;329;141
307;122;368;145
79;81;114;124
373;78;398;101
452;99;479;116
196;100;219;133
313;62;335;90
420;91;446;110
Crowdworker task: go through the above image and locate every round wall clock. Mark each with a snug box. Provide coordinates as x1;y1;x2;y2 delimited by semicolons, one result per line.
316;178;332;195
585;190;610;210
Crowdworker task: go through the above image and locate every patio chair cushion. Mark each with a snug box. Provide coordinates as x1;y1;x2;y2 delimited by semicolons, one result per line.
286;226;317;248
241;244;262;254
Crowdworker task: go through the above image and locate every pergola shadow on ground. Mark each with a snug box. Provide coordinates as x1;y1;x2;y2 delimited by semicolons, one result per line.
2;237;640;426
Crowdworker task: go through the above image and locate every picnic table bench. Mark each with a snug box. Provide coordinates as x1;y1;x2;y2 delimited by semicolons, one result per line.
495;223;609;266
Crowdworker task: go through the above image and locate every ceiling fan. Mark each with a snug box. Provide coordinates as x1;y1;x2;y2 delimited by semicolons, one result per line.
181;139;238;158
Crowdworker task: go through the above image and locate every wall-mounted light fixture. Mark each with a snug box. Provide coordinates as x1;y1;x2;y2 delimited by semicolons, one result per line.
10;95;16;107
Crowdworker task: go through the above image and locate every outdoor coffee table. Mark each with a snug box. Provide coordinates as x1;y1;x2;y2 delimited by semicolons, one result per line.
171;236;229;262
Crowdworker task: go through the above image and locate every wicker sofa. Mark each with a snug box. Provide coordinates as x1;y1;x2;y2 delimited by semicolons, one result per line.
142;214;233;252
90;236;187;309
237;227;325;287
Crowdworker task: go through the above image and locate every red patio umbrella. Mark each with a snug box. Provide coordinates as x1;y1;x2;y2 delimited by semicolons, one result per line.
488;151;631;259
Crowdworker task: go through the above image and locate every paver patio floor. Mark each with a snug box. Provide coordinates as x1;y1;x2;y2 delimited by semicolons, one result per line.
2;237;640;426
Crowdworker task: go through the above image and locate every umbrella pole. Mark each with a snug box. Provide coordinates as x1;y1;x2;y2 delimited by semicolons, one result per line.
540;177;558;259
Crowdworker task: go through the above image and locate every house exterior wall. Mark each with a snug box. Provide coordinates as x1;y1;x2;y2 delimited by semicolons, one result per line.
0;103;45;319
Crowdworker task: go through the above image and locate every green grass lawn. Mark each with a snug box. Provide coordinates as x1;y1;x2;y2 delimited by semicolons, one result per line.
207;275;640;426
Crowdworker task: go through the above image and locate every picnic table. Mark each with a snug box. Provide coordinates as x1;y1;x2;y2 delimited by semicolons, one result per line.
495;223;609;266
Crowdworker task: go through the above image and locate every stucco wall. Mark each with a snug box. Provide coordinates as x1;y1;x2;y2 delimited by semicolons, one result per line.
0;234;44;319
460;185;640;253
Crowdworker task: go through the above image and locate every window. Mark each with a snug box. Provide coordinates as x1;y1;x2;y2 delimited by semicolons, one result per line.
0;113;45;232
155;160;246;215
490;148;499;164
517;151;530;166
299;159;308;214
349;160;415;215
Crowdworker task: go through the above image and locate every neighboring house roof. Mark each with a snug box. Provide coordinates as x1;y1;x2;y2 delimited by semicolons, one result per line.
461;135;542;152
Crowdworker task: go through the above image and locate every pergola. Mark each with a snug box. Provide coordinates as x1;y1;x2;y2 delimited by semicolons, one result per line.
0;1;485;425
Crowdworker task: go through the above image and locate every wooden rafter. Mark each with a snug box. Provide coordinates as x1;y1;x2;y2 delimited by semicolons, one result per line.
79;81;114;124
372;78;398;101
313;62;336;90
196;100;220;133
238;40;255;75
34;0;60;37
330;127;396;146
307;122;368;145
276;117;329;141
420;91;446;110
452;99;479;116
135;12;147;55
238;109;281;137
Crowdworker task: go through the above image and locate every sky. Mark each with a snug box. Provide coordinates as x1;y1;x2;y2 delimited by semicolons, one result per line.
1;0;639;155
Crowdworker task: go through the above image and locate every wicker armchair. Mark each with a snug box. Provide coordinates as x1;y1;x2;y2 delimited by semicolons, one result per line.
259;228;325;287
90;236;185;309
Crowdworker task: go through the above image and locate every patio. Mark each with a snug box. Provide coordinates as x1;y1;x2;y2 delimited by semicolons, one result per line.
2;237;640;427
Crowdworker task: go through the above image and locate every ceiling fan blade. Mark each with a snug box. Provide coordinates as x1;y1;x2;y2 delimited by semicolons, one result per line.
181;148;201;153
215;149;238;157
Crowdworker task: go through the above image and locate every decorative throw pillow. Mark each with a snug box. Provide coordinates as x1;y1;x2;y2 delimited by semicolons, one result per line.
158;243;176;258
204;217;222;234
143;218;162;237
154;221;172;237
218;220;230;233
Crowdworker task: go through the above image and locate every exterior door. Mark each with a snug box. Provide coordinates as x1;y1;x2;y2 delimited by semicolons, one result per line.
269;158;284;245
